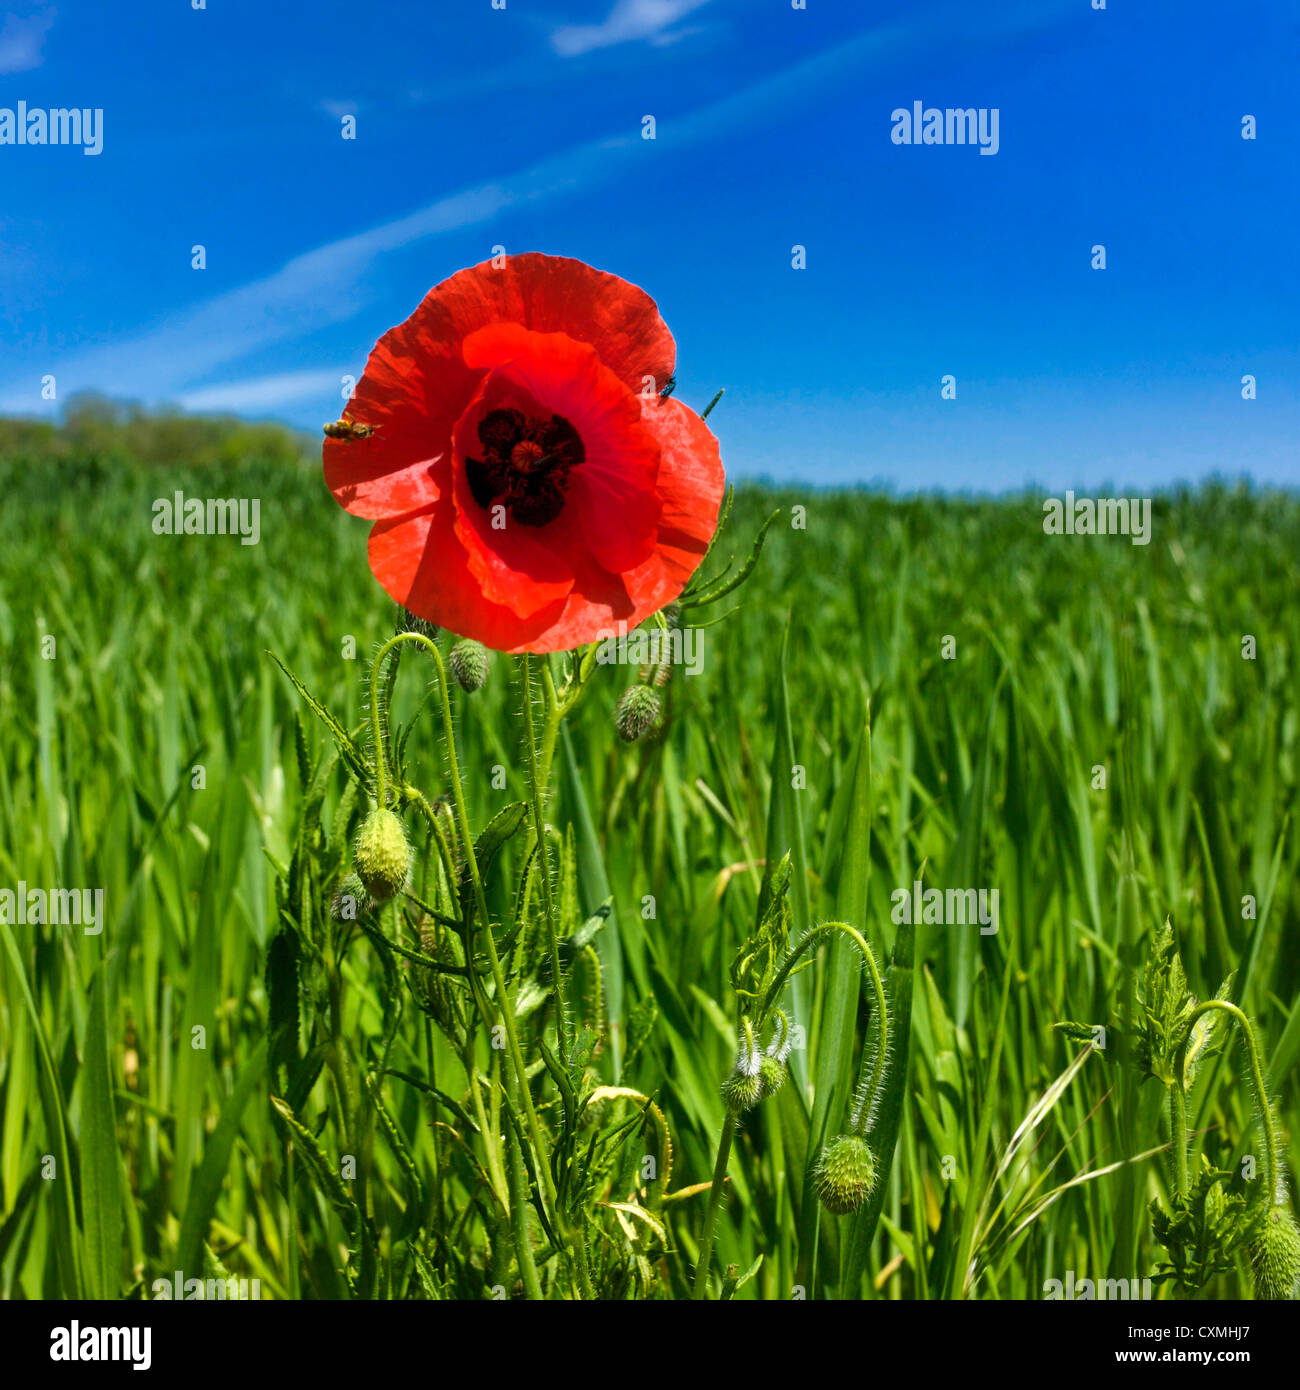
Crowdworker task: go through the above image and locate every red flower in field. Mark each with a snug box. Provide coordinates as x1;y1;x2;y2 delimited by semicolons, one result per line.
324;253;724;653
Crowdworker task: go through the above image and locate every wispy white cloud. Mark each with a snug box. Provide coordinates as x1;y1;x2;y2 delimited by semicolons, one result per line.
0;9;56;74
176;370;344;415
0;181;521;411
0;1;1077;418
551;0;710;58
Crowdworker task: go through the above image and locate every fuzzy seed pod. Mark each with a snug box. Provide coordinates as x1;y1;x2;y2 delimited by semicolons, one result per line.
638;659;674;689
449;638;490;691
353;808;412;900
721;1070;763;1113
615;685;661;743
330;871;369;923
430;793;462;874
758;1054;786;1099
409;921;462;1040
814;1135;877;1215
1251;1205;1300;1300
396;606;439;641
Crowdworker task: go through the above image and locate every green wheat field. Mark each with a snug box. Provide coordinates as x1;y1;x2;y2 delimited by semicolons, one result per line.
2;399;1298;1301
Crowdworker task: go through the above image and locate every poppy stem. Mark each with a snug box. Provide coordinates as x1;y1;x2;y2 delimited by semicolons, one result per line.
367;634;563;1234
760;921;890;1130
691;1121;735;1299
538;659;562;787
1171;1000;1276;1208
521;653;570;1066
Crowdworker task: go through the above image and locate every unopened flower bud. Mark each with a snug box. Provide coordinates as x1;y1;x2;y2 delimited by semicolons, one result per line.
721;1070;763;1113
813;1134;877;1215
758;1054;786;1098
354;807;411;900
449;638;490;691
396;606;439;641
431;793;462;873
721;1019;763;1112
330;871;370;923
615;685;660;743
410;920;462;1040
1252;1205;1300;1300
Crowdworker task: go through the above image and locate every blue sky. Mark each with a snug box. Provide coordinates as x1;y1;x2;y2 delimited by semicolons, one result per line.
1;0;1296;491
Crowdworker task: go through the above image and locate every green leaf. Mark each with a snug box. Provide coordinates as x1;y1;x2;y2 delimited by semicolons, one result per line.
762;621;811;1088
266;928;302;1081
271;1094;362;1240
461;801;528;920
565;897;613;952
176;1040;268;1278
80;968;123;1300
267;650;371;790
0;917;82;1296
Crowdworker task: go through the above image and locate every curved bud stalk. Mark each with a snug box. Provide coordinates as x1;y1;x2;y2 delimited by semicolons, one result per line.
759;1010;792;1098
362;631;576;1287
1170;1001;1277;1206
1161;998;1298;1298
721;1017;764;1113
694;920;889;1297
395;604;439;642
762;920;891;1134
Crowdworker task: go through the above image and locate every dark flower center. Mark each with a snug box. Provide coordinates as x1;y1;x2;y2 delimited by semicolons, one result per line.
465;408;584;527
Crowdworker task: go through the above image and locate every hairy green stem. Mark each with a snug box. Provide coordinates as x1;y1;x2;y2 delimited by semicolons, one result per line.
503;1059;543;1300
368;632;607;1296
761;920;890;1127
367;635;560;1225
691;1122;735;1299
1172;1000;1277;1208
521;653;569;1064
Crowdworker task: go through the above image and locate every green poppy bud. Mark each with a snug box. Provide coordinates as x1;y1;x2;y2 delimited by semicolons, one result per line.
354;808;411;900
449;638;490;692
396;606;439;641
330;871;369;923
721;1070;763;1113
758;1054;786;1098
615;685;660;743
1251;1205;1300;1301
814;1135;877;1215
410;920;461;1041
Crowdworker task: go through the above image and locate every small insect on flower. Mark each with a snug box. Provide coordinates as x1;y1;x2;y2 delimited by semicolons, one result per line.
323;418;381;441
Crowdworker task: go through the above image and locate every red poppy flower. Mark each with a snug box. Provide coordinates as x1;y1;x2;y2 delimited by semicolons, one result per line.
324;253;724;653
